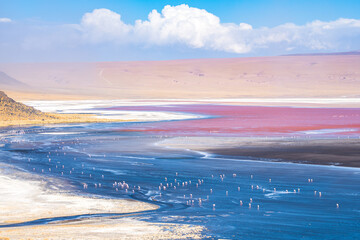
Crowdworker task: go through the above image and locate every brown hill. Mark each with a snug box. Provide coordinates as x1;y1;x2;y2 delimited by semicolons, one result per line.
0;91;124;127
0;91;52;121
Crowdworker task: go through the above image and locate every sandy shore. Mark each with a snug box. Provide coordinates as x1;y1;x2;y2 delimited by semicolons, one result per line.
0;164;206;239
160;137;360;168
0;114;130;128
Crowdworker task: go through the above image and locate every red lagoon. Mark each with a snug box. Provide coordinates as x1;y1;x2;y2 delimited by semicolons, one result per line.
108;105;360;137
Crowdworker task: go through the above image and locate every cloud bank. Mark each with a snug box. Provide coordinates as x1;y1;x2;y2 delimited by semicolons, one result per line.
1;4;360;61
76;5;360;54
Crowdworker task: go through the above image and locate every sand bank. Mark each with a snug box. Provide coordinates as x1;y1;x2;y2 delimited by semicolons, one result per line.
0;217;204;240
159;137;360;168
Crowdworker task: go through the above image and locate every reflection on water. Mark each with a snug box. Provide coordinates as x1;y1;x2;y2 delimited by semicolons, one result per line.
1;122;360;239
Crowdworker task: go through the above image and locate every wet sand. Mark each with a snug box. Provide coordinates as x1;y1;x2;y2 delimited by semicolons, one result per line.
0;217;204;240
161;137;360;168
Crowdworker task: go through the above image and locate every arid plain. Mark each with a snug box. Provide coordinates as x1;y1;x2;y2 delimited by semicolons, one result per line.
1;54;359;102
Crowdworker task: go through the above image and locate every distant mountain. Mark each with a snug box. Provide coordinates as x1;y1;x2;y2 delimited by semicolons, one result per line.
282;50;360;56
0;71;28;90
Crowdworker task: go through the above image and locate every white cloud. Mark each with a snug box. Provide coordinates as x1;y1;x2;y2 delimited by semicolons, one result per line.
0;18;12;23
133;4;252;53
79;5;252;53
80;8;130;43
77;5;360;54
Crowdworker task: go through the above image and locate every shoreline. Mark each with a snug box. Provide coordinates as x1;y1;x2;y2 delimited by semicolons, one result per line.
159;136;360;168
0;163;158;225
6;89;360;108
0;98;206;128
0;163;206;239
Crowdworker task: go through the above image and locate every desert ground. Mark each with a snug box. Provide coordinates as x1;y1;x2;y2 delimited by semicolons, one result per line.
1;54;360;101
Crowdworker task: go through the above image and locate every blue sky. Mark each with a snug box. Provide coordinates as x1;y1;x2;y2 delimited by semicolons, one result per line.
2;0;360;26
0;0;359;62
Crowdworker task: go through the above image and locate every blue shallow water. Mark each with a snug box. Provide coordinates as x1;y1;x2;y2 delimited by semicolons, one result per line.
1;122;360;239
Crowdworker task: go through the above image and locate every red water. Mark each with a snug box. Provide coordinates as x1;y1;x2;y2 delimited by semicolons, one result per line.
109;105;360;137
